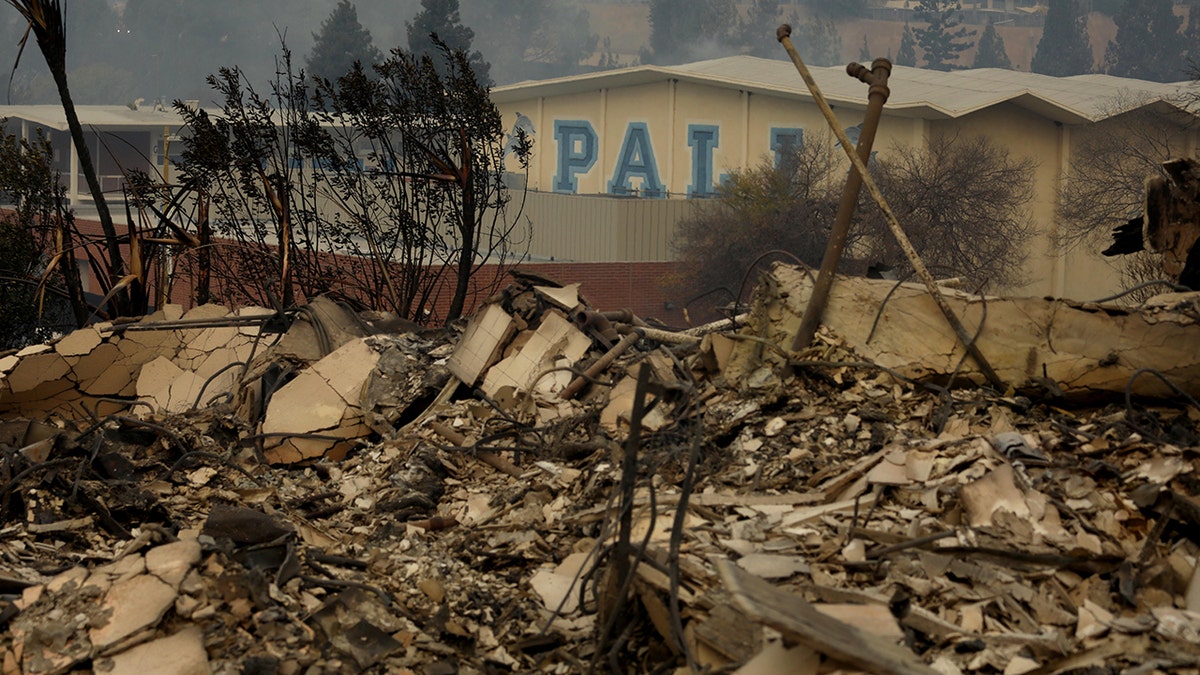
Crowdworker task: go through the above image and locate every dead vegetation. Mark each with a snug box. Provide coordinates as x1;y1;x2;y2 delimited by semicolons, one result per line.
0;266;1197;674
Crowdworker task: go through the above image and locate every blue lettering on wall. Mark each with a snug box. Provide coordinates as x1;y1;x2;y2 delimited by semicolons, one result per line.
553;120;598;193
844;123;878;162
845;123;862;146
609;122;664;197
770;127;804;167
687;124;719;197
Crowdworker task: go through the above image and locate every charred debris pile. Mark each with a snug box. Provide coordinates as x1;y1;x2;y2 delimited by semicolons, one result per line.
0;268;1198;675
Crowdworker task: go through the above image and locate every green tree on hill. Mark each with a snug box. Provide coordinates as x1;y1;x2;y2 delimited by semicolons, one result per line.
1103;0;1187;82
1032;0;1094;76
407;0;490;84
465;0;598;83
788;13;843;66
896;22;918;66
306;0;383;82
913;0;976;70
647;0;737;64
734;0;781;57
972;20;1012;68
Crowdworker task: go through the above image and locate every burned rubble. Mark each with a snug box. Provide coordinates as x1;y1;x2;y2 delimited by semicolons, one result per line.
0;270;1198;674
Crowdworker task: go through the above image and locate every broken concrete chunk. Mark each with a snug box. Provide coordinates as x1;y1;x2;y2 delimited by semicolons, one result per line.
269;297;370;363
481;310;590;398
89;573;177;649
730;265;1200;400
151;304;185;322
6;351;71;394
310;338;381;403
261;370;349;436
960;464;1030;527
136;356;185;412
100;626;210;675
54;327;103;357
534;283;581;311
448;303;516;386
46;567;89;594
144;540;201;589
85;360;139;398
15;343;50;357
95;553;146;581
264;416;368;464
72;342;122;387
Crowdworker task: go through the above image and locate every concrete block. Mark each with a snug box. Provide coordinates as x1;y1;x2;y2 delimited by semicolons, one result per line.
7;351;71;394
54;327;103;357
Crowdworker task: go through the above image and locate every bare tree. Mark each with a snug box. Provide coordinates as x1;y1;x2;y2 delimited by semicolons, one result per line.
669;135;846;316
172;39;531;323
862;133;1036;289
671;132;1036;316
4;0;130;315
1057;97;1193;250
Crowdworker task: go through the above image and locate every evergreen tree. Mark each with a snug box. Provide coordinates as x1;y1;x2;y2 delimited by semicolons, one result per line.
648;0;737;64
860;34;872;61
1103;0;1187;82
306;1;383;82
790;15;842;67
734;0;781;58
1032;0;1094;76
800;0;866;18
1183;0;1200;63
464;0;597;83
913;0;976;70
896;22;918;66
972;19;1012;68
407;0;490;84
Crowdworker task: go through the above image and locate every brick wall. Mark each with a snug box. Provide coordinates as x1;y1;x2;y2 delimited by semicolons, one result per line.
62;213;696;328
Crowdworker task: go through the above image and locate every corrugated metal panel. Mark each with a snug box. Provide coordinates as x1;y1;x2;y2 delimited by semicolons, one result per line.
519;191;696;262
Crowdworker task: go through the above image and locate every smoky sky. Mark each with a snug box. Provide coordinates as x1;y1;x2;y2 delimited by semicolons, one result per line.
0;1;867;105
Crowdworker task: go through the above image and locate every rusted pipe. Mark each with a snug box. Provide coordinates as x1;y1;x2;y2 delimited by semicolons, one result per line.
681;313;750;336
634;325;701;346
776;24;1003;389
792;58;891;352
559;329;643;400
575;309;620;347
429;420;523;478
601;309;649;328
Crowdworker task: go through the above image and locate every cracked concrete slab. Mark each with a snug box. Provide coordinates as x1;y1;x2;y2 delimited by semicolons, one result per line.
260;338;381;464
54;327;103;357
7;351;71;394
448;303;516;386
89;572;178;649
730;264;1200;400
145;540;202;589
482;310;591;398
99;626;210;675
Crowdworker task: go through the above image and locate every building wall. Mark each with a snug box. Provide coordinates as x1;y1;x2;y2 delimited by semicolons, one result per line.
499;82;1200;302
517;191;697;262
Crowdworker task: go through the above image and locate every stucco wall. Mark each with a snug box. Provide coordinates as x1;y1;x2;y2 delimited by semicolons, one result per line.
499;80;1199;301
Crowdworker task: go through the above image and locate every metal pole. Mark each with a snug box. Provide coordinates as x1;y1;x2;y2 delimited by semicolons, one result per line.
776;24;1003;389
792;58;891;352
